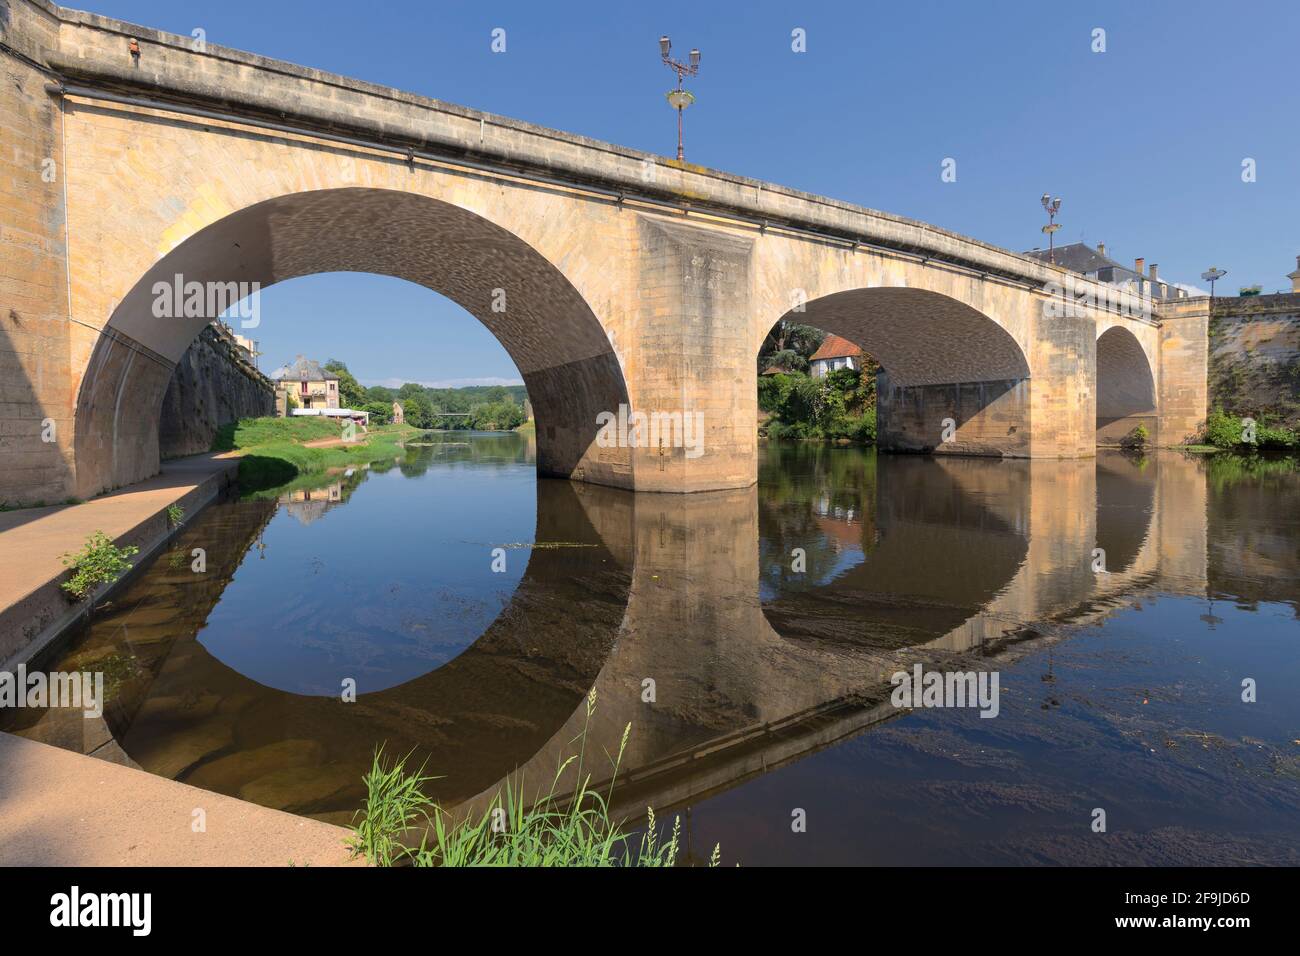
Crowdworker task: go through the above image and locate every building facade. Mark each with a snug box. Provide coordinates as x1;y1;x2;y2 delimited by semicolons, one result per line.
809;333;865;378
269;356;340;413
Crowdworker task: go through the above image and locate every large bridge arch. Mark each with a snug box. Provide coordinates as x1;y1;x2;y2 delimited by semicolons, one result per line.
73;187;631;498
757;281;1033;456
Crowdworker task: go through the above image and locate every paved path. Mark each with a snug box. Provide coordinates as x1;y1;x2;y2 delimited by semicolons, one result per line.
0;455;239;666
0;732;359;866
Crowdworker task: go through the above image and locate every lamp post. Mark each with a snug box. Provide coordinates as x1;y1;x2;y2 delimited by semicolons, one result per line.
1040;193;1062;264
1201;266;1227;304
660;35;700;162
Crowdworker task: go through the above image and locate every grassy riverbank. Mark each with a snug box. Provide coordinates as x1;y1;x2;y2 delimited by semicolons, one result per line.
213;417;424;493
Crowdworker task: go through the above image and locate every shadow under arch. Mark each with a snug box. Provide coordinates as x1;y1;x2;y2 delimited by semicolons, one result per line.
73;187;631;498
762;287;1032;455
1096;325;1157;446
80;477;636;818
758;450;1030;649
1095;450;1157;575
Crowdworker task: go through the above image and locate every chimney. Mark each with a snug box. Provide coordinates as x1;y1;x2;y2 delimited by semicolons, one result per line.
1134;257;1145;276
1097;242;1106;258
1288;255;1300;293
1149;263;1159;283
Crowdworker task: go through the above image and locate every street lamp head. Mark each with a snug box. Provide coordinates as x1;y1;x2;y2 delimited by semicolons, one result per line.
659;35;671;57
1041;193;1051;210
1052;197;1062;213
689;48;700;68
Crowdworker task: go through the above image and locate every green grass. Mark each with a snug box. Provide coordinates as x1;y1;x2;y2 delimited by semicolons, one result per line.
213;417;424;494
212;416;339;450
348;690;724;868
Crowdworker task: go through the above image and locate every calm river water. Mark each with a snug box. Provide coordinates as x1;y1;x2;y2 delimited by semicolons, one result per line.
6;433;1298;865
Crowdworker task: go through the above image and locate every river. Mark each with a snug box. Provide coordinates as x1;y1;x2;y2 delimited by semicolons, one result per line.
4;433;1297;865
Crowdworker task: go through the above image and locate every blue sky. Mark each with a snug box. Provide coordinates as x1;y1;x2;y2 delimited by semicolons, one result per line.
96;0;1299;386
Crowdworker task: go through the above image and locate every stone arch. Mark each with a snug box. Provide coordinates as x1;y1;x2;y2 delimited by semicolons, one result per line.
762;287;1032;455
1096;325;1157;445
72;187;631;497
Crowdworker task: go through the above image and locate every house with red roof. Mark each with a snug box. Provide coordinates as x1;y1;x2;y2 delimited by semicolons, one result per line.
808;333;865;378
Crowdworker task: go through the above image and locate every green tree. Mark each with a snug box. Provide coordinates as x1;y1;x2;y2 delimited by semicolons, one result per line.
468;400;525;431
758;321;826;372
362;401;392;425
324;360;367;409
402;393;435;428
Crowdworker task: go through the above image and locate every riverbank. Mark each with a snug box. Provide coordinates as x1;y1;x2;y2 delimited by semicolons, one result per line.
0;455;239;670
214;418;425;493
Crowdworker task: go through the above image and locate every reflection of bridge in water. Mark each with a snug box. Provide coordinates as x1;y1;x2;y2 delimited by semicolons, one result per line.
26;450;1216;825
453;449;1211;821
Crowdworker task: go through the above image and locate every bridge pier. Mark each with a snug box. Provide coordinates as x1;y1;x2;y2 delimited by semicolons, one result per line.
876;375;1031;456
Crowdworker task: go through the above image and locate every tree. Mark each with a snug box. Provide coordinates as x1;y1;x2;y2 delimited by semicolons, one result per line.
323;360;366;409
468;400;525;431
402;393;434;428
362;401;392;425
758;321;825;373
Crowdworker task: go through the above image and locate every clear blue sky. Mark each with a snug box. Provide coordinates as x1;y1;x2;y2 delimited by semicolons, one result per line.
95;0;1298;385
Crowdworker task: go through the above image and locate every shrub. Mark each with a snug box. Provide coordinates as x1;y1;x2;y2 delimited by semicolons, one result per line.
60;531;139;601
1203;408;1242;448
1119;424;1149;449
1203;408;1298;451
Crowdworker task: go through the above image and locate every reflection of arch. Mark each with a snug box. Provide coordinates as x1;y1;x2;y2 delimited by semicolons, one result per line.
760;455;1029;648
95;479;631;817
73;187;630;498
761;287;1032;455
1095;451;1156;575
1096;326;1156;445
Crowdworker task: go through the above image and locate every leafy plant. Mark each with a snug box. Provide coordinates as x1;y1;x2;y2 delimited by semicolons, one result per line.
166;503;184;526
1119;423;1149;449
60;531;139;601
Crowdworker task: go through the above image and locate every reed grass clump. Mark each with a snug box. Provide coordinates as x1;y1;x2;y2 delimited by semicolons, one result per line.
348;690;725;868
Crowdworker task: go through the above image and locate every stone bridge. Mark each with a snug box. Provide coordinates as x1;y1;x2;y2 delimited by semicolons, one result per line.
2;0;1209;503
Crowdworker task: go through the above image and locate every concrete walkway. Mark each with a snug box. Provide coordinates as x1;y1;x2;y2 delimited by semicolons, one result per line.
0;732;359;866
0;455;238;668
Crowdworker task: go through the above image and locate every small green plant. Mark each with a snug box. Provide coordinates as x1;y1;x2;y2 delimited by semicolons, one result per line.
59;531;139;601
348;745;438;867
166;503;184;526
1119;423;1149;449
